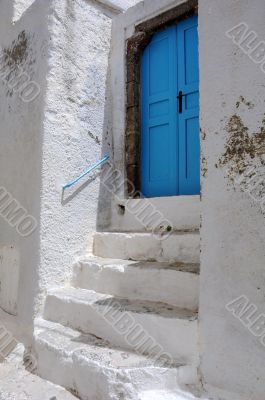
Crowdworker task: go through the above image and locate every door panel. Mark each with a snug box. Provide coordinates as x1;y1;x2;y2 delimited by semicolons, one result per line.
141;27;178;198
179;115;200;194
177;16;200;195
149;124;170;181
141;16;199;197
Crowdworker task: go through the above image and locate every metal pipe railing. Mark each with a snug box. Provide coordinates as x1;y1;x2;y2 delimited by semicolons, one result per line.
63;154;109;190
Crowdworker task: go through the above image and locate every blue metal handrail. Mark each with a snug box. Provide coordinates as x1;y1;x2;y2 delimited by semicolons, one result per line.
63;155;109;190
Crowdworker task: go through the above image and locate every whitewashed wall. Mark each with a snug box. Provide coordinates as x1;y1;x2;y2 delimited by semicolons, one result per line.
0;0;49;342
13;0;36;21
39;0;144;308
0;0;139;340
38;0;113;312
199;0;265;398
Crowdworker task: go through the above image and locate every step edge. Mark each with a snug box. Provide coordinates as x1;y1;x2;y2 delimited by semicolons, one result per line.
34;318;188;371
75;256;200;275
45;288;198;321
94;231;200;237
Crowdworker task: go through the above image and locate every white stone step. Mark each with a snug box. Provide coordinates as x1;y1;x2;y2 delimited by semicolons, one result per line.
111;195;200;233
34;318;198;400
93;232;200;264
72;256;199;310
43;287;198;364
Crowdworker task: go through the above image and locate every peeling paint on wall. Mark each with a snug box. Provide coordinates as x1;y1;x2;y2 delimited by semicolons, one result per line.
236;96;254;110
201;128;208;178
3;31;29;67
218;102;265;213
0;30;37;99
219;110;265;178
201;156;208;178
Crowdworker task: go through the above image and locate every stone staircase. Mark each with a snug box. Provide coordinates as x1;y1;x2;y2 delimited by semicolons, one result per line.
34;228;200;400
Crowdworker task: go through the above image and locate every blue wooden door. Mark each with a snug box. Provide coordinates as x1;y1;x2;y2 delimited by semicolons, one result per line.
141;16;200;197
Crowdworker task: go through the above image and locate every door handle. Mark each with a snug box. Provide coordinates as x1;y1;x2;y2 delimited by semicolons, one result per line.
177;91;185;114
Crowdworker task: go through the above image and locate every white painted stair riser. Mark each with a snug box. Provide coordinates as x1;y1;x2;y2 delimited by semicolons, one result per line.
93;232;200;263
72;257;199;310
111;195;200;233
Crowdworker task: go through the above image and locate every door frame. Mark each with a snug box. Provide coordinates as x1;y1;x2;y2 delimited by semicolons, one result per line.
125;0;198;198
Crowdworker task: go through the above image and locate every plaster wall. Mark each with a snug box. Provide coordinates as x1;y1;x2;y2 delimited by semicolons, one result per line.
199;0;265;398
13;0;37;21
0;0;49;339
38;0;113;310
39;0;144;306
0;0;140;338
